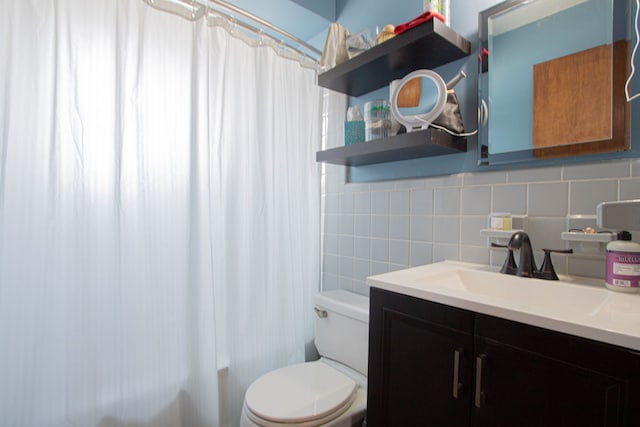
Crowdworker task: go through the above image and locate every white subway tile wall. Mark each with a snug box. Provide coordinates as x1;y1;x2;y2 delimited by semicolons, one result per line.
461;186;491;215
322;159;640;296
621;178;640;200
319;90;637;295
494;184;528;215
528;182;568;216
570;180;618;215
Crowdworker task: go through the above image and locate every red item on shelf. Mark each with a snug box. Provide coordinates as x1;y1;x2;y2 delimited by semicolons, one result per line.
394;11;446;35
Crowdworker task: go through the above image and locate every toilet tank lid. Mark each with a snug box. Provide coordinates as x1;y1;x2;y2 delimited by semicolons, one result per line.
313;290;369;323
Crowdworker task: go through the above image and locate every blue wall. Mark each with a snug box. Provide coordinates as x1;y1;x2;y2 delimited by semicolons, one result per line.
320;0;640;182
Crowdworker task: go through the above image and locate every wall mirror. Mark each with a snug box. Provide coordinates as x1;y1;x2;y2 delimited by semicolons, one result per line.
478;0;631;165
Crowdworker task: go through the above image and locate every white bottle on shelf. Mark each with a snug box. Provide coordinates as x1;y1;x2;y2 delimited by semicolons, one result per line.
423;0;450;25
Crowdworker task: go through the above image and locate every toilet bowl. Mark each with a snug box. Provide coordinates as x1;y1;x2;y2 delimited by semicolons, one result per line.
240;358;367;427
240;290;369;427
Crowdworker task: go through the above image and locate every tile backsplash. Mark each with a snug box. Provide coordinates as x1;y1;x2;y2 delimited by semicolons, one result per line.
321;158;640;296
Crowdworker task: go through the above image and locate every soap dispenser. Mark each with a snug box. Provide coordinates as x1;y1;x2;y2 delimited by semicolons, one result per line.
605;231;640;293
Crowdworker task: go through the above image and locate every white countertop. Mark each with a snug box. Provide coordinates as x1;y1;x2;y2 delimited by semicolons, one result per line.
367;261;640;351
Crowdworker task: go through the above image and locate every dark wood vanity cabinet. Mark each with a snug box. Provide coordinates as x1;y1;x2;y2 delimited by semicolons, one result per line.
367;287;474;426
367;287;640;427
473;315;639;427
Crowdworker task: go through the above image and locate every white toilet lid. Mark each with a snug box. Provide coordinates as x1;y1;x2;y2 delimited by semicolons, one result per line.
245;360;357;424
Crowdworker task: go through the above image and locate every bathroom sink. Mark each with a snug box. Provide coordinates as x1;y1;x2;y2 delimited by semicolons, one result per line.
367;260;640;351
411;268;607;316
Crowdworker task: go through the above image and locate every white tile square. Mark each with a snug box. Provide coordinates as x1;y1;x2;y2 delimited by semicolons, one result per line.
371;191;390;214
371;239;389;262
354;237;371;260
389;240;410;266
354;215;371;237
493;184;527;215
389;190;411;215
528;183;567;216
434;216;460;244
389;216;410;240
434;188;460;215
410;242;433;266
371;215;389;238
410;215;433;242
461;186;491;215
354;192;371;214
411;188;433;214
570;180;618;215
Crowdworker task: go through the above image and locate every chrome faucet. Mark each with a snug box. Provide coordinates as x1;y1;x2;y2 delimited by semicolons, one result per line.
507;231;538;278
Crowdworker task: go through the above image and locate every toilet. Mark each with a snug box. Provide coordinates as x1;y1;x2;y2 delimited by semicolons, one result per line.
240;290;369;427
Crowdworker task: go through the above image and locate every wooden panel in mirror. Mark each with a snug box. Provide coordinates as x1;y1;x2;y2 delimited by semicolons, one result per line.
532;40;630;159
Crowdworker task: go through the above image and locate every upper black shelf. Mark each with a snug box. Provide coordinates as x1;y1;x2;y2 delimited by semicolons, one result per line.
317;19;471;97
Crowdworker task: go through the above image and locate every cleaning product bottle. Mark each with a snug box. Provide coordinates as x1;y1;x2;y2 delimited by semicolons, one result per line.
605;231;640;293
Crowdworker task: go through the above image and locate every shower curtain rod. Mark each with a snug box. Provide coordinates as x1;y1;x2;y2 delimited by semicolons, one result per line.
194;0;322;59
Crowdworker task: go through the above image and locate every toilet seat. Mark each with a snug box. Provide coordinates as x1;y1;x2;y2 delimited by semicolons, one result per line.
244;360;358;426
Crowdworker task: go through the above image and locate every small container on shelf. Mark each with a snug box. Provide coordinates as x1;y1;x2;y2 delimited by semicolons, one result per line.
480;214;527;246
344;122;365;145
346;29;375;59
423;0;450;25
344;106;365;145
364;100;391;141
490;212;512;231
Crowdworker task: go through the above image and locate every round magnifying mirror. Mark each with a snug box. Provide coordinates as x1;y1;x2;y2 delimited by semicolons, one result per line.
391;69;447;132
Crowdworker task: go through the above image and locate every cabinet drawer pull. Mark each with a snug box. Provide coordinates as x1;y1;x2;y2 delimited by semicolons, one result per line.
452;349;462;398
475;354;486;408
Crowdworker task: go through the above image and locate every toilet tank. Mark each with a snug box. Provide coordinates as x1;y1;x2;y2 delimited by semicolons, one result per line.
313;290;369;376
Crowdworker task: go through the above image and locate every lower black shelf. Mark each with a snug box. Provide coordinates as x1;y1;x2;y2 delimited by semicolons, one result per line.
316;128;467;166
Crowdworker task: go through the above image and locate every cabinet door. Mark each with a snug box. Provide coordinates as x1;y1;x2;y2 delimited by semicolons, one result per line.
474;315;637;427
367;288;474;427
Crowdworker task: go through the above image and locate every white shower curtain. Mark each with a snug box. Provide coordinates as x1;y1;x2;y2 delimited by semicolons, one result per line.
0;1;321;426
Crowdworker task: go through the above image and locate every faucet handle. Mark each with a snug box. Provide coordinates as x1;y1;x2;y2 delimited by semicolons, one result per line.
491;242;518;275
537;248;574;280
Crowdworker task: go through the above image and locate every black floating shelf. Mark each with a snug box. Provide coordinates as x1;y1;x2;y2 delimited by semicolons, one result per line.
316;128;467;166
318;19;471;97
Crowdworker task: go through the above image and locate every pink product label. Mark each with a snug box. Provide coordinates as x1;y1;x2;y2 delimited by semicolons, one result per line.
605;251;640;288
